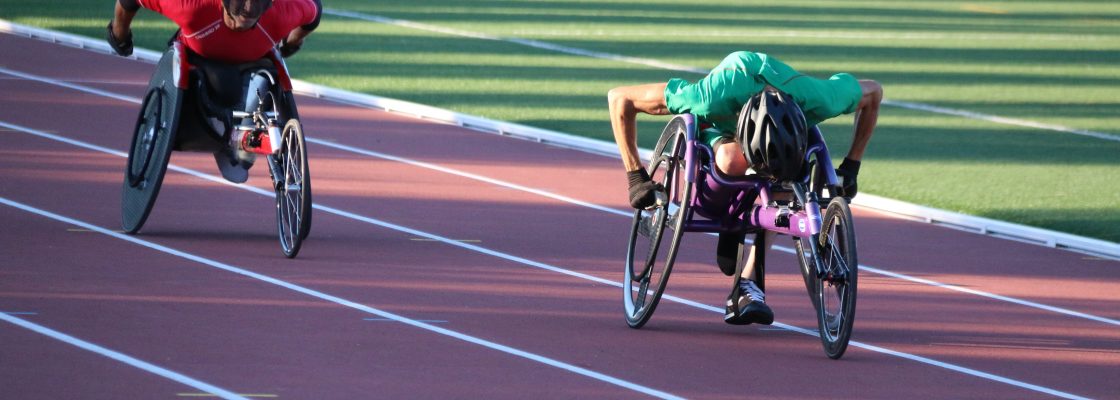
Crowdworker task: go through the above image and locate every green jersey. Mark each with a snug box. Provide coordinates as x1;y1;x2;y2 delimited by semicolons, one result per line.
664;51;862;146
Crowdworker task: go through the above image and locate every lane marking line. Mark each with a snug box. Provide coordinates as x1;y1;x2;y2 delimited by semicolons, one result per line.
0;197;684;400
365;318;448;323
177;394;276;398
0;313;248;400
322;8;1120;143
2;68;1116;325
503;29;1107;42
410;238;481;243
2;21;1116;258
0;121;1095;400
306;131;1120;327
69;228;125;233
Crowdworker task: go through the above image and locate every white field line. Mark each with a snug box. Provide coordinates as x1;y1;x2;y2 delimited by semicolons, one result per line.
0;119;1093;400
322;8;1120;144
0;196;684;400
505;29;1113;42
1;66;1116;326
0;312;249;400
1;19;1116;259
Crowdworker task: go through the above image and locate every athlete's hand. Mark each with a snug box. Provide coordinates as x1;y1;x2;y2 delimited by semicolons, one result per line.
278;37;302;58
835;158;861;199
106;21;133;57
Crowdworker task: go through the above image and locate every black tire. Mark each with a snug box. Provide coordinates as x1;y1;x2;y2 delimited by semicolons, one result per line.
799;198;858;359
121;86;178;234
281;92;312;241
274;118;312;258
623;116;693;329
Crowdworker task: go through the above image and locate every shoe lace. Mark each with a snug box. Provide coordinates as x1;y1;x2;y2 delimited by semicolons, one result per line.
739;280;765;303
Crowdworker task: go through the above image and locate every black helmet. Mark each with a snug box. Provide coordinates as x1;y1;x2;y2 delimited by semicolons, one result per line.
222;0;273;20
736;90;808;181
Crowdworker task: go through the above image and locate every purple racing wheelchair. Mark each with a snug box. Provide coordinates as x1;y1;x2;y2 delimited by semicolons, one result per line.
623;113;858;359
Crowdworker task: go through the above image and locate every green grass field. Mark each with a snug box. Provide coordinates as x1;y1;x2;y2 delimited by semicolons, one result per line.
3;0;1118;242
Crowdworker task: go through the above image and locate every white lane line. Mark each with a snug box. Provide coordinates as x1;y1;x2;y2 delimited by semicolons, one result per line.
883;100;1120;142
0;119;1095;400
306;138;631;218
0;66;140;104
504;29;1112;42
861;265;1120;327
4;67;1115;327
0;196;684;400
322;8;704;75
0;312;248;400
323;8;1120;143
309;137;1120;328
3;24;1117;259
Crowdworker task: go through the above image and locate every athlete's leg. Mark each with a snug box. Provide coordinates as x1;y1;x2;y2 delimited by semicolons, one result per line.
726;228;778;326
243;72;273;115
713;140;749;176
741;230;776;281
231;71;274;167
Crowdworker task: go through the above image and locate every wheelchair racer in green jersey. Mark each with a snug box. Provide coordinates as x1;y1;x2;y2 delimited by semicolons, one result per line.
607;51;883;325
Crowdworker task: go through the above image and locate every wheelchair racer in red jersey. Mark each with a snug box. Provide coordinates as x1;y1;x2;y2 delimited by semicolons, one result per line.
107;0;322;182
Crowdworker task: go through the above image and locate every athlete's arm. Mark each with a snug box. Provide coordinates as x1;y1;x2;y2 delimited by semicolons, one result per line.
834;79;883;198
108;0;140;56
607;82;670;172
279;0;322;57
845;79;883;161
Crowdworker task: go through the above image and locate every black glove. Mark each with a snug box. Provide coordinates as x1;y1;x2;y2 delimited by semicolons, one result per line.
835;158;861;199
106;21;133;57
278;38;302;58
627;169;661;209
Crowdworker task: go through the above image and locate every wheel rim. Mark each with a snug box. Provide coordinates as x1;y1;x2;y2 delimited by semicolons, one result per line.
127;88;163;187
815;200;857;358
623;117;690;327
276;120;307;257
818;221;851;341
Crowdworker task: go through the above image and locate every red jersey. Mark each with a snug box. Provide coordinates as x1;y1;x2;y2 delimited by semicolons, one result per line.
139;0;319;63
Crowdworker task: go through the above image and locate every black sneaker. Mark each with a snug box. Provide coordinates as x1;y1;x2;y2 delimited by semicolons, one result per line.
724;279;774;325
715;232;744;276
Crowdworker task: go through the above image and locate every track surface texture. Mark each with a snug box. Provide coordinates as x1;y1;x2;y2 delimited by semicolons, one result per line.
1;33;1117;400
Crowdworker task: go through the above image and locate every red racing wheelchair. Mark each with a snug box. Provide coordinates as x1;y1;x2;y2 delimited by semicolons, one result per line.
122;40;312;258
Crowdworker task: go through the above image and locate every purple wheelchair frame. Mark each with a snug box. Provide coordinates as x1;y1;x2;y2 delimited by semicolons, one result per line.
675;114;838;238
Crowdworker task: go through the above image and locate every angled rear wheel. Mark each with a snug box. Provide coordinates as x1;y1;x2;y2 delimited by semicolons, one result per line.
624;116;693;328
121;77;180;234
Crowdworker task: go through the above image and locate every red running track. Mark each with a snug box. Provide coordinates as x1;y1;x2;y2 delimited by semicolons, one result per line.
1;32;1118;399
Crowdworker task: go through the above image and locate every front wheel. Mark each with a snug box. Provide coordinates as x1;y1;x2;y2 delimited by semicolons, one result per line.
272;119;312;258
798;198;858;359
623;116;693;328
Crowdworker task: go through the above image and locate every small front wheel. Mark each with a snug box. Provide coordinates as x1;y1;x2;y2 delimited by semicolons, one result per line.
272;119;312;258
623;116;693;328
799;198;858;359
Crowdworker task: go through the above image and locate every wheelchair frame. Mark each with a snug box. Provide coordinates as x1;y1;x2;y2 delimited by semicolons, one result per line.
623;114;859;359
121;41;312;258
